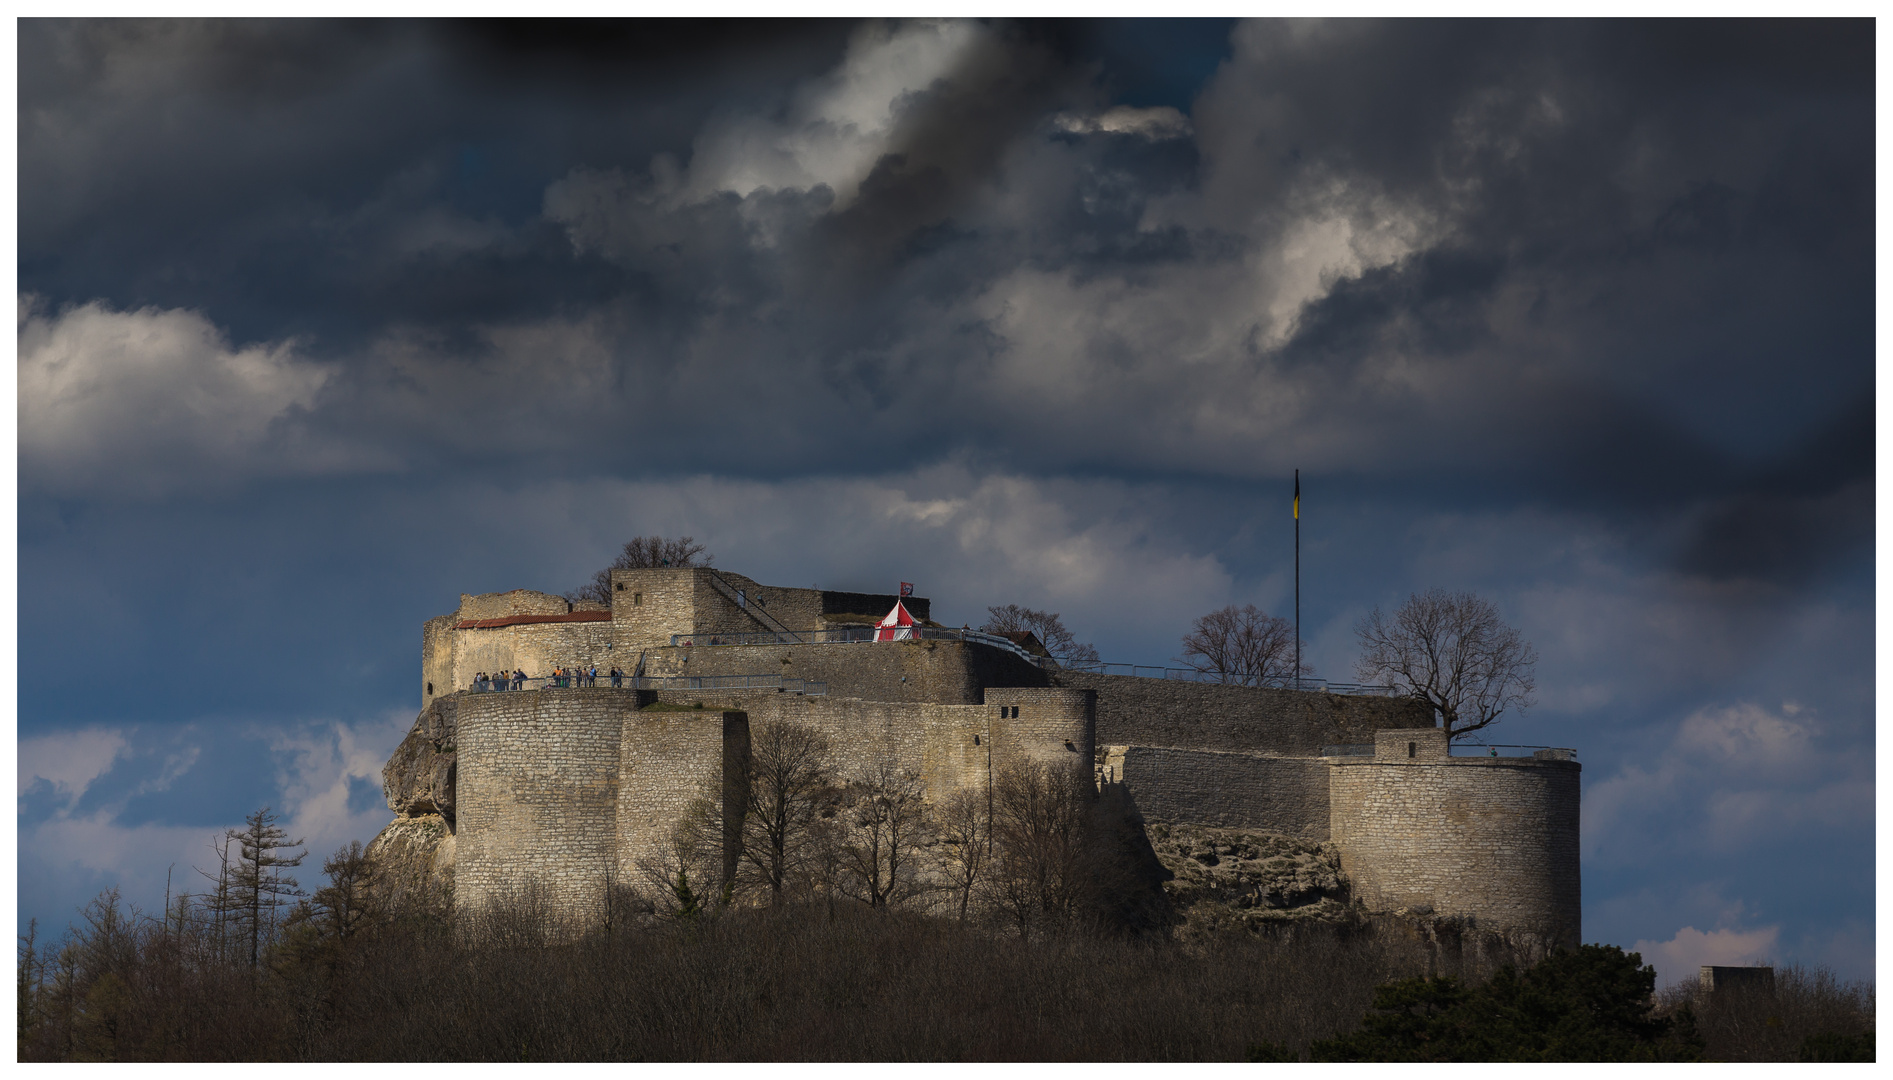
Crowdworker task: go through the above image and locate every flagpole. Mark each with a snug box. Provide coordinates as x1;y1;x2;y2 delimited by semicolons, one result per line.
1294;469;1300;690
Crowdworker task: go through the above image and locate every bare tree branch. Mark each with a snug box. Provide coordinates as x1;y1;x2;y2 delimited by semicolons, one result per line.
1353;589;1537;741
566;535;714;604
982;605;1100;664
1175;604;1312;686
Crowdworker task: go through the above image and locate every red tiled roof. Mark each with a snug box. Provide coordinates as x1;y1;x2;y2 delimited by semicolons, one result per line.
454;610;613;630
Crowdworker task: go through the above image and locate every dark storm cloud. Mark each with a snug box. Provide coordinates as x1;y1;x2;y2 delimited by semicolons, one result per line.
17;16;1875;552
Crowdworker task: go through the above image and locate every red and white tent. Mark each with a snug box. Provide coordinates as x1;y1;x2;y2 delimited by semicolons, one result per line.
874;599;918;641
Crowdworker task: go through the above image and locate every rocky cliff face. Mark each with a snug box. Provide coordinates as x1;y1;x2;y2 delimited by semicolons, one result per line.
1146;823;1351;938
367;696;458;908
382;695;457;821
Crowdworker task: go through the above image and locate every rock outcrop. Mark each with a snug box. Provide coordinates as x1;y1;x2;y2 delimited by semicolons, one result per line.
367;698;459;909
1146;823;1351;937
382;695;457;821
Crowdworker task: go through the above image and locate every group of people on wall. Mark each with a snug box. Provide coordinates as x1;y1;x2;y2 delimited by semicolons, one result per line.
470;665;629;691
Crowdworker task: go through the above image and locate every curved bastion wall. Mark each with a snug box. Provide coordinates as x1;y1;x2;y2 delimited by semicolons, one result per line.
455;688;637;922
1327;730;1581;947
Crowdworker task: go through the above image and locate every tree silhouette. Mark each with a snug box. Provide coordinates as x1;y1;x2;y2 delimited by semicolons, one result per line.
1354;589;1536;741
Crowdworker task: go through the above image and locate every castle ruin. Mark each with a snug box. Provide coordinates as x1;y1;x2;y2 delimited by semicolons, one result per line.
373;565;1580;946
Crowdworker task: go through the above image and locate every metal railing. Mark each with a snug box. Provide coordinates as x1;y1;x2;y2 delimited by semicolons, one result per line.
1452;743;1577;759
1320;742;1577;759
662;627;1399;696
1051;661;1398;695
668;625;1046;666
466;675;826;695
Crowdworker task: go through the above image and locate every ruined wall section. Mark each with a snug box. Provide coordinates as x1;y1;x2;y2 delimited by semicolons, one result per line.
1049;671;1433;754
1110;746;1332;838
1328;729;1581;945
455;689;638;923
422;615;458;709
459;589;571;620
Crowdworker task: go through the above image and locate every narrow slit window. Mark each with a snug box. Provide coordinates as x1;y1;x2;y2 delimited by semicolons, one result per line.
1408;742;1417;758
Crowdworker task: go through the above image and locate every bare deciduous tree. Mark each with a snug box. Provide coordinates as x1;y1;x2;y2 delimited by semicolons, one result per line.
982;605;1100;664
566;535;714;605
834;760;930;909
933;787;990;922
985;760;1095;937
1175;604;1312;686
635;798;725;923
1354;589;1537;741
738;721;836;903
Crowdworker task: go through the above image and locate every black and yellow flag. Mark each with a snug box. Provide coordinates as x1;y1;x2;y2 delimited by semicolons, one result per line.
1293;471;1300;520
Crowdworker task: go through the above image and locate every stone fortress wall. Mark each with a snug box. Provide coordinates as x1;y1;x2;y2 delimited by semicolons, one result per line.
385;565;1580;945
1328;729;1582;945
451;684;1094;921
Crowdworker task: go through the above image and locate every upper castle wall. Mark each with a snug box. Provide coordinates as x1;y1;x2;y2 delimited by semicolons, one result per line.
1107;746;1332;838
643;638;1048;704
459;589;572;621
1050;671;1434;755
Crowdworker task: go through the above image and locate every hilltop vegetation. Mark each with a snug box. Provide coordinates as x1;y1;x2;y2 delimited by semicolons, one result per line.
17;870;1872;1062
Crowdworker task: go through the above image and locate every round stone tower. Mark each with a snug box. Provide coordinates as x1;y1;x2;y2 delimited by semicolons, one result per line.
1328;728;1581;946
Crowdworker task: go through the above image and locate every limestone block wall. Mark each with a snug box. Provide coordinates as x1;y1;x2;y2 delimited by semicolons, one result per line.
728;688;1093;802
422;615;458;708
455;688;637;922
446;621;615;691
645;639;1047;704
984;687;1096;773
616;710;748;890
459;589;572;620
608;568;803;648
1112;746;1332;838
609;568;701;651
1049;671;1433;754
1328;735;1581;945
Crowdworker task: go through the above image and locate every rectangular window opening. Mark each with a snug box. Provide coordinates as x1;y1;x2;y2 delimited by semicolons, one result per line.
1408;742;1417;758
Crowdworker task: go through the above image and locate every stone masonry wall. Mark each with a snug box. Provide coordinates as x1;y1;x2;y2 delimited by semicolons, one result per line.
644;638;1047;704
733;688;1093;802
1049;671;1433;754
459;589;570;620
455;688;636;923
458;622;616;689
615;709;748;890
1112;746;1332;838
1328;734;1581;945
